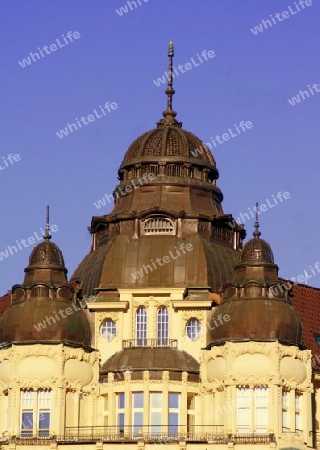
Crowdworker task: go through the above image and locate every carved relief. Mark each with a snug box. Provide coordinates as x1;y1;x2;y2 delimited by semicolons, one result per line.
200;341;312;392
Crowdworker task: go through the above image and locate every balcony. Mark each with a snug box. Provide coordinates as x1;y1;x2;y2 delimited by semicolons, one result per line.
0;426;277;445
123;339;178;348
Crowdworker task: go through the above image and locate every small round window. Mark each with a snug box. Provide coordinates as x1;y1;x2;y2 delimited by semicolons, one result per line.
186;318;202;341
101;320;116;342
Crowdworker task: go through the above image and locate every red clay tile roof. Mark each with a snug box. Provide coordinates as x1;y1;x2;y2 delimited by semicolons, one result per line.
0;293;11;319
291;282;320;371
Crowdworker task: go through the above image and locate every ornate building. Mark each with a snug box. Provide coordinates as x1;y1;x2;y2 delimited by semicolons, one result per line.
0;43;319;449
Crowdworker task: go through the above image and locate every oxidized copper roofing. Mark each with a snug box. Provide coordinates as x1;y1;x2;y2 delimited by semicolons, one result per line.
29;239;65;267
0;216;92;348
100;347;199;376
72;43;246;294
0;297;91;347
74;234;240;294
209;218;303;347
120;126;216;169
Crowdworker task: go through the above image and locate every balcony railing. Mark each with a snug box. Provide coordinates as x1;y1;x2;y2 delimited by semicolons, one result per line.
309;431;320;449
123;339;178;348
0;427;277;445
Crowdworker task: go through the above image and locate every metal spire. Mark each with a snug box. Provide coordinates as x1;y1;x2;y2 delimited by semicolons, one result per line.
253;202;261;238
44;205;51;240
162;41;177;122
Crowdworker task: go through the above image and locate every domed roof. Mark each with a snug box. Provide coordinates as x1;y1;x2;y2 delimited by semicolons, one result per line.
73;234;240;293
119;41;217;179
0;209;92;349
208;298;303;346
72;43;246;295
121;126;216;169
29;238;65;268
240;219;274;264
0;297;92;348
100;347;199;377
208;213;303;347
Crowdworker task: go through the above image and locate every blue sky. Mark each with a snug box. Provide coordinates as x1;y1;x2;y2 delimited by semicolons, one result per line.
0;0;320;292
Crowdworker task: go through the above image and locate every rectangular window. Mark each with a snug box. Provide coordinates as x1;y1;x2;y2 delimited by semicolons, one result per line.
38;390;51;437
237;388;250;433
237;388;269;433
187;394;195;435
117;393;125;434
295;393;302;431
254;388;268;433
168;393;179;436
133;392;144;435
103;395;108;427
21;390;51;438
150;392;162;435
136;307;147;346
282;391;289;431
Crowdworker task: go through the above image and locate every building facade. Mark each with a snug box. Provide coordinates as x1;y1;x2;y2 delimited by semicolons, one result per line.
0;43;319;449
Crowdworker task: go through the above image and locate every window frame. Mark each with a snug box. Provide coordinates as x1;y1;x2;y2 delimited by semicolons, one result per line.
157;307;169;346
100;319;117;342
136;307;148;346
186;318;202;341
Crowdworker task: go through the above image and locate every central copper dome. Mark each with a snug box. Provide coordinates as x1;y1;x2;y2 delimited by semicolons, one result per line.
120;125;216;170
72;43;246;295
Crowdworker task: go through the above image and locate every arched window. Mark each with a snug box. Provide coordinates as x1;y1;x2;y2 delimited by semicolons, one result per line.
157;307;168;346
136;307;147;346
142;216;175;235
101;319;117;342
186;318;201;341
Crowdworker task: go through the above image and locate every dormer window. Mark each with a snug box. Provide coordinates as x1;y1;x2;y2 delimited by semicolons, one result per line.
142;216;175;235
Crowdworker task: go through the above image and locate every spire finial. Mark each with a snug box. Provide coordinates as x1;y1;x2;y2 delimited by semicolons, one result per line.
166;41;174;111
253;202;261;238
44;205;51;240
161;41;177;123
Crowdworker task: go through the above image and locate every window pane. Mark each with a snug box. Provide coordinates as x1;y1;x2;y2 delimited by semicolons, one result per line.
118;393;125;409
255;407;268;433
169;393;179;409
186;318;201;341
133;392;144;408
38;411;50;437
21;411;33;436
169;412;179;435
22;391;35;407
38;390;51;407
282;410;288;429
136;307;147;346
157;307;168;345
150;393;162;408
101;320;116;342
133;412;143;434
118;413;124;433
150;412;161;434
39;411;50;429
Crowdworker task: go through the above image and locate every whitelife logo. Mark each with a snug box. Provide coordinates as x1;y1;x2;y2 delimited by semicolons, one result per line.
131;243;193;280
250;0;313;35
18;31;81;68
153;50;215;87
56;102;118;139
288;82;320;106
0;153;21;173
116;0;150;16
